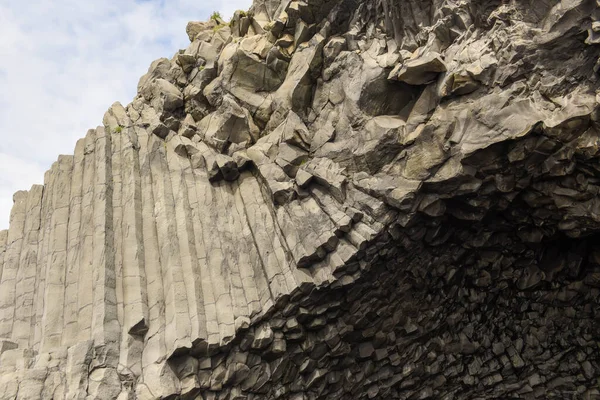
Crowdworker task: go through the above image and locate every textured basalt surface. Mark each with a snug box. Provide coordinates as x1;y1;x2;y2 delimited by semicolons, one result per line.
2;0;600;398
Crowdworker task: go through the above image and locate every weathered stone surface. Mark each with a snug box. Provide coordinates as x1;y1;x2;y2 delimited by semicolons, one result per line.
389;52;447;85
3;0;600;399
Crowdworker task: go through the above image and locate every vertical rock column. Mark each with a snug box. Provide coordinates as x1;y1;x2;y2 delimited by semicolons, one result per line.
137;128;167;370
213;181;249;343
0;191;27;339
228;179;264;319
193;163;235;349
75;130;98;343
167;144;206;350
137;128;180;399
62;139;85;346
118;124;149;380
32;167;53;352
149;135;192;356
41;155;73;351
0;230;7;298
90;126;120;348
186;152;220;352
112;126;125;341
120;127;149;337
12;186;43;348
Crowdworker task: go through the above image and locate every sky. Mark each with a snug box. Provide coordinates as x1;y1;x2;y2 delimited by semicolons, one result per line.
0;0;252;229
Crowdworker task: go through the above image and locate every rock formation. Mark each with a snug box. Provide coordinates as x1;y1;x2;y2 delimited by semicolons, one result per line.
2;0;600;398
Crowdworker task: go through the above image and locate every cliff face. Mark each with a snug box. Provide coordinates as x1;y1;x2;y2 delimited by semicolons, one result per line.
1;0;600;398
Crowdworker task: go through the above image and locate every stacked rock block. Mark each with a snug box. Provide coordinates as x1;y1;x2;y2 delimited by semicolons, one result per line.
1;0;600;398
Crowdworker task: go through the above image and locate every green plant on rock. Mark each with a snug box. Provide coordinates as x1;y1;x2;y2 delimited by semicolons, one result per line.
210;11;222;23
115;125;123;134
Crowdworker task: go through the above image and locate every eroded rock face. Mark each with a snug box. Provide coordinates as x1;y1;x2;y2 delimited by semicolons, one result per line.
2;0;600;399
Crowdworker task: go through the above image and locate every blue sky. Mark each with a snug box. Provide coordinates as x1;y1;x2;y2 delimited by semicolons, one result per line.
0;0;252;229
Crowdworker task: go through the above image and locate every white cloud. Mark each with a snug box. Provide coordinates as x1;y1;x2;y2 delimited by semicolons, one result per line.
0;0;253;229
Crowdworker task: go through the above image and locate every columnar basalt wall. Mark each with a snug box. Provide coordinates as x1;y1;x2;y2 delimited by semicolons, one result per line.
1;0;600;398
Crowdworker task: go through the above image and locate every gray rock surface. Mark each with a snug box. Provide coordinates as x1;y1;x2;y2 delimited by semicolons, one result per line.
2;0;600;398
